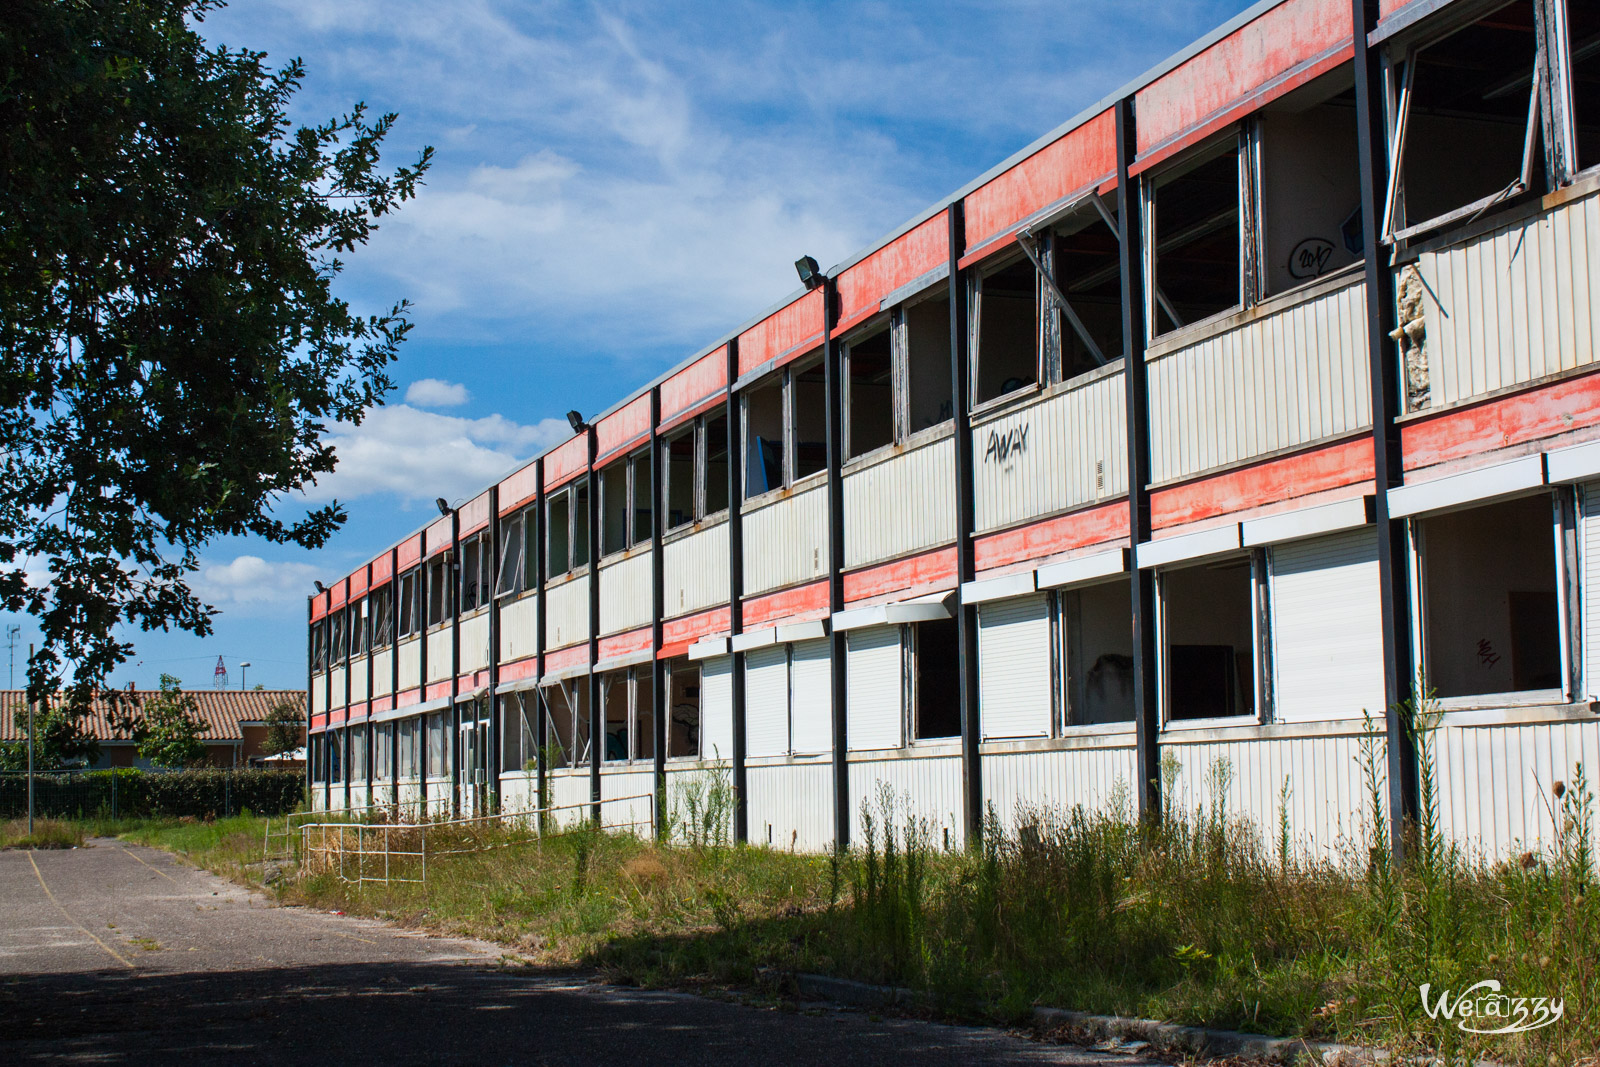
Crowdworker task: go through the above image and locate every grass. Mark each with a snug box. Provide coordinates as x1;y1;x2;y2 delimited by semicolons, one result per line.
0;817;85;849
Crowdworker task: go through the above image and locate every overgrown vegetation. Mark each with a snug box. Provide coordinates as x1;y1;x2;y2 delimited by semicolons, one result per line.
0;767;303;819
120;703;1596;1066
0;816;85;849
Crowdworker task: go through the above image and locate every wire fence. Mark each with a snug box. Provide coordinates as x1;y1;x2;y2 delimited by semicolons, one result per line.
0;768;302;821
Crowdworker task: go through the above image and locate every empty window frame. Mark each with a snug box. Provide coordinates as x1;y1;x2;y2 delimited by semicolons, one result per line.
398;567;421;639
398;717;421;778
600;450;654;557
426;711;450;777
312;619;328;673
666;658;702;759
845;294;955;458
497;510;527;597
911;618;961;740
546;479;591;577
1148;135;1245;335
326;730;342;783
793;362;827;479
742;357;827;499
425;554;452;627
1030;203;1123;382
500;692;537;773
1384;0;1547;241
1568;2;1600;172
744;374;787;497
349;597;369;658
370;584;394;649
1161;552;1267;722
460;530;491;613
373;723;393;783
1061;579;1136;726
1415;492;1568;701
600;668;655;763
330;608;347;665
540;678;590;768
971;256;1041;403
664;426;696;531
845;323;894;458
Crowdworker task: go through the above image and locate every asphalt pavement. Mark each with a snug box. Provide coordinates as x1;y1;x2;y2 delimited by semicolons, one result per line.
0;839;1158;1065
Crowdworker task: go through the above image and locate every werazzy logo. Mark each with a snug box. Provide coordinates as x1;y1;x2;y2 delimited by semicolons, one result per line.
1420;980;1564;1035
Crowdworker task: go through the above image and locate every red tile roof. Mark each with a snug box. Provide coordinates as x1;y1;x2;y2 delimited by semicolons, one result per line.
0;689;305;744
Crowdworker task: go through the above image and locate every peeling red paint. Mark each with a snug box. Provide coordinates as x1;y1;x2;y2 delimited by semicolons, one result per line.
738;289;825;378
498;463;540;516
659;347;728;432
371;553;394;586
1151;437;1374;529
397;534;423;571
425;681;452;702
743;580;829;628
599;627;653;661
834;212;948;337
310;592;329;622
542;642;590;675
661;605;730;655
974;501;1128;572
596;394;652;463
329;580;348;611
500;657;539;684
457;493;491;537
395;687;421;708
543;434;589;492
964;109;1117;254
348;568;369;599
844;547;958;605
425;515;453;558
1403;370;1600;472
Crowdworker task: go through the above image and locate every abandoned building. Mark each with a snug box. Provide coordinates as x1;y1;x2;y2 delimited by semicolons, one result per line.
306;0;1600;861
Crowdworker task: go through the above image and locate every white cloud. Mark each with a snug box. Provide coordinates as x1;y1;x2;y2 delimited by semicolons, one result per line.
404;378;471;407
305;403;570;506
195;556;322;609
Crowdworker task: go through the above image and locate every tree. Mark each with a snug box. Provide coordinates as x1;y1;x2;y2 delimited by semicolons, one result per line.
0;0;433;704
0;697;100;771
132;675;209;768
262;699;303;757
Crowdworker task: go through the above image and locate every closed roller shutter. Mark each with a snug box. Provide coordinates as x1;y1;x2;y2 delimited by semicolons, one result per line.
699;655;734;761
790;639;834;754
744;645;790;757
1586;483;1600;697
979;593;1052;739
1270;527;1384;722
847;625;903;751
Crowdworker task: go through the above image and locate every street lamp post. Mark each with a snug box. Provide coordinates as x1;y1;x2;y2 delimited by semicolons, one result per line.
240;661;251;690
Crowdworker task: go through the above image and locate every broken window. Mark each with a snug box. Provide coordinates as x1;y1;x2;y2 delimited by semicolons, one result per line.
664;427;695;531
667;658;701;758
846;323;894;458
1162;554;1261;721
793;361;828;479
1062;580;1135;725
330;608;346;665
547;489;571;575
1565;1;1600;172
350;598;369;657
743;358;828;496
312;620;328;673
573;480;590;569
426;711;450;777
460;531;491;612
425;555;451;626
744;376;786;497
373;723;393;783
1257;74;1362;296
1032;203;1124;381
631;450;652;547
497;513;525;597
501;692;537;773
601;459;628;556
601;670;631;762
398;567;420;639
912;618;961;739
398;717;421;778
635;668;655;761
1386;1;1545;240
326;730;341;784
972;257;1040;403
1418;493;1564;699
350;727;368;786
705;414;731;514
906;293;954;432
370;584;393;649
1150;138;1243;334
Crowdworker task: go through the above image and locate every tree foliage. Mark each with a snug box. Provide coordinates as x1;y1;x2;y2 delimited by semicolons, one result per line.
0;0;433;703
0;697;101;771
262;698;302;756
131;673;209;768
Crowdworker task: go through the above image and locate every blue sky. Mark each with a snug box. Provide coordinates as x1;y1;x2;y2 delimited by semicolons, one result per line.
2;0;1256;693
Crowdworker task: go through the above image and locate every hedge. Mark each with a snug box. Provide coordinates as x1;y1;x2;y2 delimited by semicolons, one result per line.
0;767;304;819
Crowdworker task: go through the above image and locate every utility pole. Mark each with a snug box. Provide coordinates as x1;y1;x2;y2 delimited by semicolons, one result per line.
27;644;35;837
6;624;19;690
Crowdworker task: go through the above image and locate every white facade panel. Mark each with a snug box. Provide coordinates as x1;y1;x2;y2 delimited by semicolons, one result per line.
544;574;590;651
425;628;451;684
599;550;654;636
743;482;829;595
982;744;1138;835
349;660;369;704
600;768;656;835
1147;275;1370;485
371;649;393;697
843;434;956;569
1585;483;1600;698
499;593;539;664
459;610;490;674
425;776;452;819
699;655;735;762
396;637;421;691
498;771;538;815
397;778;424;817
973;367;1127;534
847;625;904;751
1270;528;1386;723
744;645;790;758
1416;190;1600;410
978;594;1053;740
664;521;730;619
790;639;834;755
311;675;327;715
330;665;347;707
748;762;834;851
547;770;591;829
848;754;964;850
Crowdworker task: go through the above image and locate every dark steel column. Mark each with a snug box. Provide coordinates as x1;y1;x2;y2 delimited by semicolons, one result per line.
947;203;982;847
305;597;316;809
726;339;748;843
650;387;668;837
823;277;851;850
534;458;549;815
364;564;375;809
449;507;461;817
1116;97;1161;823
390;548;400;808
488;485;501;814
1353;0;1418;860
342;578;352;812
587;427;602;822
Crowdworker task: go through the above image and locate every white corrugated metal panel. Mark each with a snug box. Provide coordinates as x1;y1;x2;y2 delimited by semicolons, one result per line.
548;770;591;829
397;637;421;691
499;593;539;663
497;772;537;815
1270;528;1385;723
544;574;591;650
600;768;656;834
425;629;451;684
843;435;957;569
848;754;964;849
847;625;904;751
790;639;834;755
973;368;1127;534
664;521;730;618
350;661;369;704
330;665;347;707
699;655;734;762
311;677;327;715
599;550;654;635
1435;718;1600;864
1418;190;1600;410
982;745;1138;836
459;611;490;674
978;594;1053;740
748;762;835;852
744;645;790;758
1147;275;1370;485
371;650;393;697
1587;483;1600;697
743;483;829;595
1166;732;1373;862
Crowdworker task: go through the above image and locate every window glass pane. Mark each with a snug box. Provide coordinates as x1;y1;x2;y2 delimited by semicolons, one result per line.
975;258;1039;402
631;451;652;546
1164;558;1255;720
461;538;482;612
548;491;570;575
744;379;785;496
634;669;655;761
665;428;694;530
497;516;524;596
1152;145;1241;334
1065;580;1134;724
793;362;827;479
668;660;701;758
705;416;730;514
601;461;628;556
573;480;590;568
906;295;953;432
847;327;894;458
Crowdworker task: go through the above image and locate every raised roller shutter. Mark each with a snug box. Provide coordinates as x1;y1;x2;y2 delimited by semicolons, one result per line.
744;645;790;757
790;639;834;754
978;593;1052;739
699;655;734;761
1270;527;1384;722
847;625;903;751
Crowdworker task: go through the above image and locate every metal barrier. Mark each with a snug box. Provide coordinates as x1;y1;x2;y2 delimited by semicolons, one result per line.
295;792;655;886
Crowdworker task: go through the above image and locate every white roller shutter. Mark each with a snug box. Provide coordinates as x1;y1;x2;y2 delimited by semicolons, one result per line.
790;639;834;754
1270;527;1385;722
847;625;903;751
699;655;734;761
978;593;1053;739
744;645;790;757
1585;483;1600;697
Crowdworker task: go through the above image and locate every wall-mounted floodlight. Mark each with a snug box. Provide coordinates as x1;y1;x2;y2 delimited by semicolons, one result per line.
435;497;451;517
794;255;825;291
313;580;325;593
567;410;589;434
